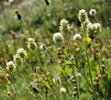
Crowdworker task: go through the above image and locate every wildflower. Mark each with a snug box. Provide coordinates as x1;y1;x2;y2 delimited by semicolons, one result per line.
13;54;23;65
60;87;67;93
53;32;64;42
76;73;82;77
27;38;37;50
69;55;74;61
17;48;27;58
53;74;61;84
78;9;88;22
87;23;101;39
89;9;96;16
59;19;70;33
6;61;16;72
60;19;69;26
8;0;14;4
81;18;91;30
84;36;91;43
40;43;46;50
73;33;82;40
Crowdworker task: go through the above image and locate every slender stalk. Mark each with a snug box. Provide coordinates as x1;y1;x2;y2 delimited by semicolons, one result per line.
85;46;93;85
63;51;103;99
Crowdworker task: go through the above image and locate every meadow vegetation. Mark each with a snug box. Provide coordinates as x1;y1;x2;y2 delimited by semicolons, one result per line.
0;0;111;100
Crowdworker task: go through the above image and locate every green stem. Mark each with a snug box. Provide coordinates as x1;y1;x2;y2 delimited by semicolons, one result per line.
85;46;93;85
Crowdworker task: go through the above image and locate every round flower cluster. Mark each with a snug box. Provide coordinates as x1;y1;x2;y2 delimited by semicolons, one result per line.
60;87;67;93
87;23;101;38
73;33;82;41
78;9;88;22
13;54;23;66
53;32;64;42
59;19;70;34
89;9;96;16
78;9;101;40
27;38;37;50
6;61;16;72
17;48;27;58
6;48;27;72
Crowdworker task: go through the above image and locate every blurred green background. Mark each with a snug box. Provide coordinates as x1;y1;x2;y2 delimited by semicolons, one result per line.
0;0;111;34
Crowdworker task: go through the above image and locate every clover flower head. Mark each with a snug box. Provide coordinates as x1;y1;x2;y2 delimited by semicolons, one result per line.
73;33;82;40
59;19;70;33
60;19;69;26
27;38;37;50
17;48;27;58
87;23;101;39
89;9;97;16
6;61;16;72
60;87;67;93
78;9;88;22
13;54;23;65
53;32;64;42
40;43;46;50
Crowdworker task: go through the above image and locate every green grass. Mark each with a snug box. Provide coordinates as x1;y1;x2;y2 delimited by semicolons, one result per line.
0;0;111;100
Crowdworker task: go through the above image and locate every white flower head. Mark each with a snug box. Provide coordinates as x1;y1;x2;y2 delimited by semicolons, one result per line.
78;9;88;22
6;61;16;72
8;0;14;3
60;19;69;26
13;54;23;65
53;32;64;42
59;19;70;33
60;87;67;93
28;38;35;43
17;48;27;58
40;43;46;50
73;33;82;40
89;9;96;16
87;23;101;33
27;38;37;51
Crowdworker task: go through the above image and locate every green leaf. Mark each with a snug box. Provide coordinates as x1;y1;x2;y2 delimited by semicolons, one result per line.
65;61;73;65
65;67;72;76
43;81;51;90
